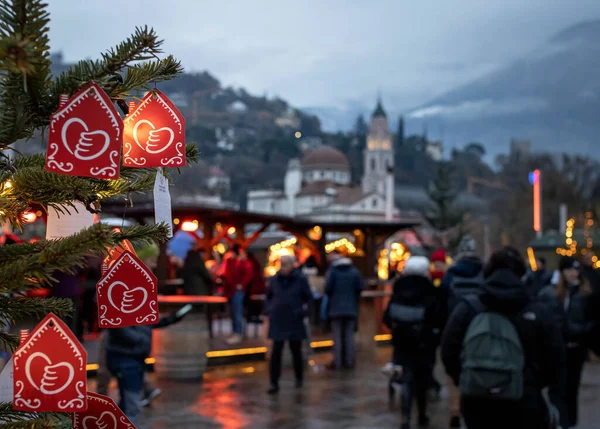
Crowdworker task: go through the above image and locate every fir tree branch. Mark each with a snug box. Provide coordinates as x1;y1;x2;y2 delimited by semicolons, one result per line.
0;330;18;351
116;55;182;98
0;222;113;291
0;0;52;147
0;401;70;428
50;26;178;106
114;223;170;246
0;295;72;325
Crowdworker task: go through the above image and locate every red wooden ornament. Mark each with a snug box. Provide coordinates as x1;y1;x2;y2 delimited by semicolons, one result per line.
122;90;186;168
96;251;158;328
45;82;123;179
72;392;136;429
13;313;87;412
101;240;136;276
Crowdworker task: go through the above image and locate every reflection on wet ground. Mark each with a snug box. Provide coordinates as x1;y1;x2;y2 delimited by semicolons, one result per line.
94;346;600;429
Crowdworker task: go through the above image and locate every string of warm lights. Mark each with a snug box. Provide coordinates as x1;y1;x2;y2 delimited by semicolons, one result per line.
325;237;356;254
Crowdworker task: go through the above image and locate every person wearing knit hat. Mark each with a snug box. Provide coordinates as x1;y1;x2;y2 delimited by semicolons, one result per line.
383;255;448;429
430;249;447;287
439;236;484;429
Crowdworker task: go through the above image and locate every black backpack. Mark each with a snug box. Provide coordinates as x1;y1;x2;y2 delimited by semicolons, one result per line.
388;303;426;346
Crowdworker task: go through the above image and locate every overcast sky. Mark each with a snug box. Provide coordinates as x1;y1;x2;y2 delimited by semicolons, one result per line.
48;0;600;111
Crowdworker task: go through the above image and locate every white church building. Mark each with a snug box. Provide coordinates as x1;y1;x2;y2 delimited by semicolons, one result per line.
247;100;397;222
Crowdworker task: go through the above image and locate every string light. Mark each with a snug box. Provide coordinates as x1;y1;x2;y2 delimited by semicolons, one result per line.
325;238;356;254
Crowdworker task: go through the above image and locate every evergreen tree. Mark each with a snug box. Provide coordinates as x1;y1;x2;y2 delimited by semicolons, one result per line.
0;1;196;427
425;161;465;250
396;115;404;146
354;114;367;137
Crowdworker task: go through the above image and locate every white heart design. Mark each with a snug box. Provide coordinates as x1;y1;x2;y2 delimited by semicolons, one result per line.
62;117;110;161
25;352;74;395
82;411;117;429
133;119;174;154
107;281;148;314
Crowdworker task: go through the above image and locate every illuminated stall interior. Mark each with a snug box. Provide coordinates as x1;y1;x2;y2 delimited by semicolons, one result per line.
377;242;411;280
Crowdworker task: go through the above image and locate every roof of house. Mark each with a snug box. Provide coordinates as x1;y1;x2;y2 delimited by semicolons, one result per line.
296;180;338;196
301;146;350;170
334;187;370;205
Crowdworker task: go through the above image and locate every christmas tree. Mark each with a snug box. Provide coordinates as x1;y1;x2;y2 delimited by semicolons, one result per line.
426;161;465;251
0;1;196;427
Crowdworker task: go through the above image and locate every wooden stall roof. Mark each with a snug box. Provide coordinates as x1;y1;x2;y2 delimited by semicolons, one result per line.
101;200;420;232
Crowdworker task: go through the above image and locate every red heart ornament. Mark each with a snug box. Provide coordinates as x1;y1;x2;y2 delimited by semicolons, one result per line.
96;251;158;328
72;392;135;429
45;82;123;179
13;313;87;412
123;90;186;168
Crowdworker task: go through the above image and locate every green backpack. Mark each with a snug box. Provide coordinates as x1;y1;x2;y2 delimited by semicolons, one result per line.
459;295;525;400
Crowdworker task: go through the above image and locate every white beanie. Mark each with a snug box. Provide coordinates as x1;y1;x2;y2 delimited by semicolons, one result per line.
403;256;431;277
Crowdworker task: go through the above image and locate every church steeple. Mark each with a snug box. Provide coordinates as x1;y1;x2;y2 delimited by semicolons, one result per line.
372;96;387;118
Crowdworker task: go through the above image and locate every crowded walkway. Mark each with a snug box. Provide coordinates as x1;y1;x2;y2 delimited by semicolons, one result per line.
93;348;600;429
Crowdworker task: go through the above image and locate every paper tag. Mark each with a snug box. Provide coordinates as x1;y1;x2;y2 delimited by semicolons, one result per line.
0;357;13;402
154;171;173;238
46;202;94;239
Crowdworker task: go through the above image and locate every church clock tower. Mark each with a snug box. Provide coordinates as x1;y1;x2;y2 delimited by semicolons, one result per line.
362;98;394;195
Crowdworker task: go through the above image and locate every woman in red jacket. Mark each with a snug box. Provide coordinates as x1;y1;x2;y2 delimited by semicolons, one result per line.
223;245;253;345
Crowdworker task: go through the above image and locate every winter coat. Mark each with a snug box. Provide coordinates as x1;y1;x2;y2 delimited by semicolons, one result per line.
383;274;448;365
525;269;552;297
106;326;152;360
182;249;213;295
440;256;484;312
324;258;364;319
222;255;253;299
266;269;312;341
441;269;565;410
538;282;590;347
581;265;600;294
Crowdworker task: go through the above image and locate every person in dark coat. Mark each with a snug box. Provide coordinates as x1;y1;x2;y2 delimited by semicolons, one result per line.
265;255;312;394
441;247;565;429
439;236;484;428
182;243;214;295
383;256;447;429
538;256;593;428
106;326;152;424
324;251;364;369
525;257;552;297
581;253;600;293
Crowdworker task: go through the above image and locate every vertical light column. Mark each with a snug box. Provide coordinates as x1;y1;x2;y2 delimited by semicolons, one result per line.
530;170;542;237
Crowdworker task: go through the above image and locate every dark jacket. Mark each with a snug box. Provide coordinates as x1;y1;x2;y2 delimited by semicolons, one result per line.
440;256;484;312
266;269;312;341
525;269;552;297
383;274;448;365
538;282;590;346
582;265;600;294
182;249;213;295
106;326;152;360
441;269;565;409
324;258;364;318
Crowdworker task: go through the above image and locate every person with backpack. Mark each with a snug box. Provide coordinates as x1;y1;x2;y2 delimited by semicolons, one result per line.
383;256;448;429
538;256;593;429
439;236;484;428
324;250;364;370
441;247;565;429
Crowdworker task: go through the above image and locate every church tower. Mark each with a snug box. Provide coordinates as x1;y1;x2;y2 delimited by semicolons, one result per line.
362;98;394;195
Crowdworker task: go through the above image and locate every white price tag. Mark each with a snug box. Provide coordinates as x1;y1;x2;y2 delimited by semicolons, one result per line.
46;202;94;240
154;171;173;238
0;357;13;402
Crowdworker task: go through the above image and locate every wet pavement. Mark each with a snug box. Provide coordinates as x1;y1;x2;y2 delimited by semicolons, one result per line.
93;346;600;429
